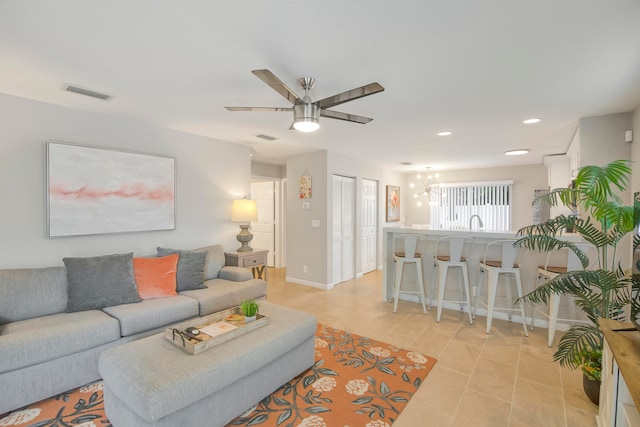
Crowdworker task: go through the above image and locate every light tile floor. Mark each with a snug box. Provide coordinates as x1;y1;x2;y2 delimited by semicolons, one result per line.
266;268;599;427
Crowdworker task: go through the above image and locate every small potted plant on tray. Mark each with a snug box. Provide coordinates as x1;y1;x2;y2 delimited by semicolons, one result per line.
240;300;259;322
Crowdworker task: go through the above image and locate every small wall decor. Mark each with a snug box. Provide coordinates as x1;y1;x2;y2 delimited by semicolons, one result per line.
47;141;175;237
386;185;400;222
300;171;312;199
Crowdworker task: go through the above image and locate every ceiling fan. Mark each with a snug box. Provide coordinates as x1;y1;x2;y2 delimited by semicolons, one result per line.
225;69;385;132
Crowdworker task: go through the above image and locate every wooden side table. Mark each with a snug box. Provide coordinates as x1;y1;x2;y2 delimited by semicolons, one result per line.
224;249;268;281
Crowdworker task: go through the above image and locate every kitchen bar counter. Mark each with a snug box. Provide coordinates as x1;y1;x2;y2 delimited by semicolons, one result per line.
382;225;583;325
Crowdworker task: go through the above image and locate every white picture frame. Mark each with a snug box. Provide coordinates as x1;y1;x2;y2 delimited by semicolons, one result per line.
46;141;176;237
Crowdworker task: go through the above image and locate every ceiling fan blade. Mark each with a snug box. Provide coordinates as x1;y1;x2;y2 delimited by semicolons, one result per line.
320;109;373;124
225;107;292;112
317;82;384;109
252;69;302;105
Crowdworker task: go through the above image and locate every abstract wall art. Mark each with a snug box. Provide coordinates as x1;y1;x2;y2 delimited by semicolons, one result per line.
47;141;175;237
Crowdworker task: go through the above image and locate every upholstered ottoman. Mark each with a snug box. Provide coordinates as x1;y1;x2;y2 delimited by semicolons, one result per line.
98;302;316;427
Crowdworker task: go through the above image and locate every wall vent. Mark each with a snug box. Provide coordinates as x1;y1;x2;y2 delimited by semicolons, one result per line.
63;84;113;101
399;161;412;166
256;134;277;141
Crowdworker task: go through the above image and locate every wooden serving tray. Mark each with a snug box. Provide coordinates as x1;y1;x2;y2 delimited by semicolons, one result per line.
164;306;268;354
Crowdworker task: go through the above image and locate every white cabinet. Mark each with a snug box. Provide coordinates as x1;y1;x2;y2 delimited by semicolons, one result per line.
598;320;640;427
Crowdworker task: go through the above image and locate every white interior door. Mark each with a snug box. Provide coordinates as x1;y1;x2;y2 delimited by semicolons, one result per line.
333;175;355;285
251;181;275;266
362;179;377;274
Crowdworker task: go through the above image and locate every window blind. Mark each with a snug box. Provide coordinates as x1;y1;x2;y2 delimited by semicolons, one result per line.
430;182;512;231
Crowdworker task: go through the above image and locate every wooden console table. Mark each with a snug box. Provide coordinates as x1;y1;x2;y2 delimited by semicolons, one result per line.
598;319;640;427
225;249;268;281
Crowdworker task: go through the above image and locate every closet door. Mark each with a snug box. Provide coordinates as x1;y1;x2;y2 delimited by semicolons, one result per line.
361;179;377;274
332;175;355;285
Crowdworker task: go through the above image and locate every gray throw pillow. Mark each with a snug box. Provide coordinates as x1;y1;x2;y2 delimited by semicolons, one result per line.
157;247;207;291
63;253;141;312
195;244;226;280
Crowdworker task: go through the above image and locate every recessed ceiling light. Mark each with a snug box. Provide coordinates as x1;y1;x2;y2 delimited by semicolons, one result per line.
505;149;529;156
523;118;541;124
437;131;452;136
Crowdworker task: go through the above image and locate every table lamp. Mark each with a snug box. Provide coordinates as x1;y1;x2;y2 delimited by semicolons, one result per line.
231;198;258;252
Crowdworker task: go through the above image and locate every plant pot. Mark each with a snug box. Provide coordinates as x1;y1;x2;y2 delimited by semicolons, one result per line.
583;374;600;406
244;315;257;323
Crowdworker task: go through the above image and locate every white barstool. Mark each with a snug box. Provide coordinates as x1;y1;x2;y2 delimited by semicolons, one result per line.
531;244;593;346
392;234;428;314
431;236;474;324
473;239;529;336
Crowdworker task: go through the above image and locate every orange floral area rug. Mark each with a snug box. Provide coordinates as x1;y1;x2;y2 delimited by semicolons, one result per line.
0;324;436;427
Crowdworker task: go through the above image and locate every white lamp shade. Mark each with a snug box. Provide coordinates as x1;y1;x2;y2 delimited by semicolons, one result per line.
231;199;258;222
293;119;320;132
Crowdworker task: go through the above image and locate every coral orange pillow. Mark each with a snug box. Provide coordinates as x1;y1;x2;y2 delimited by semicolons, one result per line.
133;254;179;299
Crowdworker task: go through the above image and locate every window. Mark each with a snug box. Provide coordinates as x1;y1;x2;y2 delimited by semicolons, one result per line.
430;181;513;231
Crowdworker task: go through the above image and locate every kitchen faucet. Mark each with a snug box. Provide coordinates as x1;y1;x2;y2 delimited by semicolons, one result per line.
469;214;484;230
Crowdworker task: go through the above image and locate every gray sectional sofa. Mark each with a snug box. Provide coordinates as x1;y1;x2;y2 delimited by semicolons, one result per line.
0;244;267;415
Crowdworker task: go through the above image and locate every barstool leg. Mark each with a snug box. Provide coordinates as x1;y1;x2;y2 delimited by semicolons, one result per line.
430;261;437;311
473;267;485;319
486;269;499;334
393;260;403;313
462;263;473;324
505;274;513;321
416;259;427;315
436;263;447;322
530;274;543;331
548;292;560;346
457;267;465;311
515;271;529;337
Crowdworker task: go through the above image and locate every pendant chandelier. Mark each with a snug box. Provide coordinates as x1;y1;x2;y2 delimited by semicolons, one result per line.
410;168;440;206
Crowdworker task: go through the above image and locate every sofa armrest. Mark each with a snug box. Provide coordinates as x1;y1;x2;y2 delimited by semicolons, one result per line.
218;266;253;282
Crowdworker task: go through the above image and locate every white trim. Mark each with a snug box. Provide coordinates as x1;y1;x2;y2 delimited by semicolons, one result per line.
438;180;514;188
285;276;335;290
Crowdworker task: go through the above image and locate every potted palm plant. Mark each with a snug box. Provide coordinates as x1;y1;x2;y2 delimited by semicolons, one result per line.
514;159;640;405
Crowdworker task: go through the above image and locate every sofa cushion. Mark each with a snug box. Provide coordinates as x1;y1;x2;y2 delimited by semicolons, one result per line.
157;248;206;291
133;254;179;299
64;253;141;312
0;310;120;374
195;244;226;280
180;278;267;316
0;267;68;325
102;296;199;337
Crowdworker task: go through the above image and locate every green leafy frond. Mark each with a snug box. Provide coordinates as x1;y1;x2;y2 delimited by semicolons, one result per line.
516;217;565;238
631;272;640;319
594;203;637;238
514;234;563;252
554;324;603;369
531;187;575;209
634;234;640;254
574;160;631;206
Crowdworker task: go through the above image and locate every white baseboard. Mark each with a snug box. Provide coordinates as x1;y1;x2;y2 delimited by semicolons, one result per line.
285;276;334;290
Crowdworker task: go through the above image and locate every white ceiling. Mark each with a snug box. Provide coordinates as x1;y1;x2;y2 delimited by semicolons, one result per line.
2;1;640;172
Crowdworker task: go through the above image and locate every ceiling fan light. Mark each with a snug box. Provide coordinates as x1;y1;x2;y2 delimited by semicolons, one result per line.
293;103;320;132
293;118;320;132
